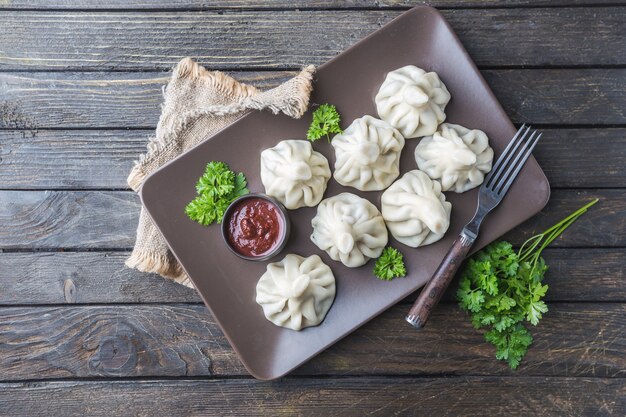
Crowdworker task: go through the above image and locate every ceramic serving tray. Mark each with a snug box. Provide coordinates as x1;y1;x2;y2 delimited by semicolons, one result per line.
141;6;550;380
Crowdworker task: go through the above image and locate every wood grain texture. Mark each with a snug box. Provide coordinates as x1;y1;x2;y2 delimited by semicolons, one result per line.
499;188;624;247
0;71;287;129
1;248;622;305
0;189;620;249
0;191;139;249
0;252;199;304
1;70;624;129
0;130;148;189
0;303;623;379
483;70;626;125
0;8;624;70
1;128;624;189
1;378;624;417
531;128;626;189
1;0;622;10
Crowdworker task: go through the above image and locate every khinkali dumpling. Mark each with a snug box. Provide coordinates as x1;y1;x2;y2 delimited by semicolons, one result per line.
261;140;331;209
332;115;405;191
256;254;336;331
381;170;452;248
415;123;494;193
375;65;451;138
311;193;388;268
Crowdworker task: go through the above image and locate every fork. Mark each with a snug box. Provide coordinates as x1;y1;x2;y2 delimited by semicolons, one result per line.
406;124;542;329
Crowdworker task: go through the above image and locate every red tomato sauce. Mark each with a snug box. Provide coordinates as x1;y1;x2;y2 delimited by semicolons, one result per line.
226;197;284;257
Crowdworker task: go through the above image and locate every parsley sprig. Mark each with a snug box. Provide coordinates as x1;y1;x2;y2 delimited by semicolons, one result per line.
185;161;249;226
457;199;598;369
374;247;407;281
306;104;343;142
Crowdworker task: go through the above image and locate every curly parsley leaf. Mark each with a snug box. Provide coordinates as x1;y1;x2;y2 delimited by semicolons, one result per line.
306;103;343;142
195;161;233;197
185;161;249;226
232;172;249;199
526;299;549;326
485;324;533;369
373;247;407;281
457;199;598;369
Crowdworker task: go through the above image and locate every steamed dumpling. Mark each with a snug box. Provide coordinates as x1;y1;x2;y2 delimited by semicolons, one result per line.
256;254;336;331
381;170;452;247
332;115;405;191
375;65;451;138
260;140;331;209
311;193;387;268
415;123;494;193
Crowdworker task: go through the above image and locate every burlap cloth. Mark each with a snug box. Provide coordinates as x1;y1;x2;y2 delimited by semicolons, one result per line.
126;58;316;288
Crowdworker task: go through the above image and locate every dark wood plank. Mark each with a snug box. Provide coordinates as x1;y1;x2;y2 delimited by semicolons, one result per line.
0;252;200;304
0;189;620;249
2;0;622;10
1;70;624;129
0;71;279;130
2;248;622;305
1;128;623;189
499;188;624;247
483;70;626;125
532;129;626;189
0;8;624;70
0;71;287;129
0;130;147;189
0;191;139;249
1;378;623;417
0;303;623;379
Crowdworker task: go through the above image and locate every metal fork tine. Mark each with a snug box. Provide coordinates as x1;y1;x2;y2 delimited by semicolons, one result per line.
493;129;538;191
484;124;525;180
485;124;531;189
485;124;526;183
496;132;542;195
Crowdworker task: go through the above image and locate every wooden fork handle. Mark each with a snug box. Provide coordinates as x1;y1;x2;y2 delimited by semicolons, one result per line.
406;235;474;329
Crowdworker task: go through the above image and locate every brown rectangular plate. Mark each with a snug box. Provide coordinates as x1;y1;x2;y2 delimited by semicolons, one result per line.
141;6;550;380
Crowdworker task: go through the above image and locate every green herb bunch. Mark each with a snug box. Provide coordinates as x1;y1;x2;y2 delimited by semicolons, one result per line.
457;199;598;369
185;161;249;226
307;104;343;142
373;247;407;281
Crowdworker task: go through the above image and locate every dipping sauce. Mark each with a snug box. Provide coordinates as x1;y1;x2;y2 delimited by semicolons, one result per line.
226;197;285;258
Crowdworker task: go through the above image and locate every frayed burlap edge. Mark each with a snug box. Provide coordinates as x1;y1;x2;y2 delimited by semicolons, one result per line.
125;249;188;284
127;59;315;191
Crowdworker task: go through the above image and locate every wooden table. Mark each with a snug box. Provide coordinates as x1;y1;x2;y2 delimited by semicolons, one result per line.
0;1;624;415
